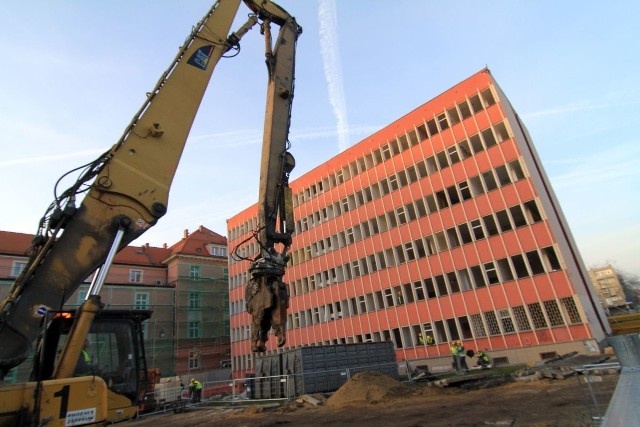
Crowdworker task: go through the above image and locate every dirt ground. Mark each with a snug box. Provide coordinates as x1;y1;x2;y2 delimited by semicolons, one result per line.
128;369;619;427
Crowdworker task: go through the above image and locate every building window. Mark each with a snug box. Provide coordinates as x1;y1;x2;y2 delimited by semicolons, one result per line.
189;292;201;310
458;269;473;291
511;254;529;278
351;261;360;277
395;245;406;264
447;146;460;164
394;207;405;225
129;269;143;283
484;262;499;285
481;88;496;107
381;144;391;160
190;265;201;280
458;316;473;339
470;265;486;288
484;311;501;335
446;318;460;341
528;303;548;329
134;292;149;310
560;297;582;324
470;135;484;153
544;300;565;327
405;242;415;261
470;313;487;337
422;322;435;342
189;321;201;338
457;141;472;161
11;261;27;277
414;238;426;258
401;283;414;304
458;100;472;119
495;210;512;232
447;272;460;293
458;223;472;244
509;159;526;180
434;321;448;343
469;94;484;113
526;251;545;275
189;350;201;369
436;151;449;169
414;281;425;301
435;275;448;296
542;247;562;271
437;112;449;131
482;170;498;191
499;309;516;333
510;205;527;228
358;296;367;313
459;181;472;200
497;258;514;282
447;106;461;126
209;245;227;257
512;305;532;331
470;219;485;240
423;278;436;298
384;289;394;307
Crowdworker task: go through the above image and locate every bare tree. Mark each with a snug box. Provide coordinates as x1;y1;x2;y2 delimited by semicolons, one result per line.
617;270;640;306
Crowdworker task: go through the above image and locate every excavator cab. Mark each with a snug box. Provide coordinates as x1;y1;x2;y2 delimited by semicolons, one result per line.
0;310;150;427
34;310;150;407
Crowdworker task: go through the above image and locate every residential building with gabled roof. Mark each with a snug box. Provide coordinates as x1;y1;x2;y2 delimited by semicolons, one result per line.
0;225;229;381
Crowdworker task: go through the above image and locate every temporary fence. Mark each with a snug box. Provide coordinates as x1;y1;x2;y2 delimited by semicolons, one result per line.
575;362;621;425
601;334;640;427
138;361;400;416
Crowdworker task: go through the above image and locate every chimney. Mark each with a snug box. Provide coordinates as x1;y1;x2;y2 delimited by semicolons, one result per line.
183;229;189;239
163;243;168;249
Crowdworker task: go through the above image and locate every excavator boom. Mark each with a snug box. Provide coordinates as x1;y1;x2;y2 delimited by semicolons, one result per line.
243;1;301;352
0;4;300;425
0;0;247;378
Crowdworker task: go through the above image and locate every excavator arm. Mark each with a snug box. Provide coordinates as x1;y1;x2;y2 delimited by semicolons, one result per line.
242;2;301;352
0;0;300;380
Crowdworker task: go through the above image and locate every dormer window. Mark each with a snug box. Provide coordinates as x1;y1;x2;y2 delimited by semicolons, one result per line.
208;245;227;257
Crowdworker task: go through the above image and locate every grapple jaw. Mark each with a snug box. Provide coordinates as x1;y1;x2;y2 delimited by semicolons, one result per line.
245;276;289;352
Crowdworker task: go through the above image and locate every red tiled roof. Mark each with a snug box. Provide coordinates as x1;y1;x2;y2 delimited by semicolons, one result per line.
0;230;35;255
169;225;227;256
114;245;172;267
0;231;167;267
0;225;225;265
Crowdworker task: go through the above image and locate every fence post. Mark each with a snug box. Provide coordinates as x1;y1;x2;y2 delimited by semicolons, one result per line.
405;360;413;382
602;334;640;427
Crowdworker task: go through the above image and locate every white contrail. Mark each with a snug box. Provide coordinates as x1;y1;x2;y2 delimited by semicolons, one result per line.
318;0;349;152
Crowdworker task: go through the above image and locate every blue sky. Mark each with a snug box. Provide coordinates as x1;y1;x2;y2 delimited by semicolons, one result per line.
1;1;638;277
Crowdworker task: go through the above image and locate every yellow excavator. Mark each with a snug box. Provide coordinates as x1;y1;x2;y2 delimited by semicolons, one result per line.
0;0;300;425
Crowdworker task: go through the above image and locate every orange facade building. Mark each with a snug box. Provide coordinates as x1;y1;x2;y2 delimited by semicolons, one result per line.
227;69;609;374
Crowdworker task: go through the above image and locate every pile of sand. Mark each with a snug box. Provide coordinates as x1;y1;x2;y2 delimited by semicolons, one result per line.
326;371;413;408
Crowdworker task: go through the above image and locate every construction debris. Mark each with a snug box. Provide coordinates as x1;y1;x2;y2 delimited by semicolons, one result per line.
513;352;619;382
297;394;323;406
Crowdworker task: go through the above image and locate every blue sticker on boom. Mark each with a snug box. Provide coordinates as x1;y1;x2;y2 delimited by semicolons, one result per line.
187;45;215;70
